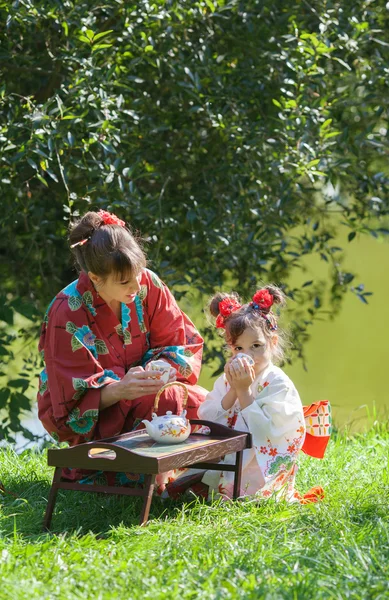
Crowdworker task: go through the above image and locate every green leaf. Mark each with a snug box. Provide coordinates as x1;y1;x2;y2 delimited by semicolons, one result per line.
95;339;109;355
178;364;192;378
123;329;132;345
13;391;31;411
11;298;37;320
36;174;48;187
321;118;332;130
78;35;91;44
61;21;68;37
151;272;163;289
72;377;88;391
324;131;341;139
68;295;82;311
67;132;75;147
27;158;38;170
307;159;320;168
205;0;215;12
348;232;356;242
46;169;59;182
343;273;354;284
92;43;113;53
66;321;78;334
0;304;14;325
0;388;10;409
8;378;29;393
332;56;352;71
82;291;93;306
93;30;113;42
272;99;282;108
71;336;83;352
138;285;148;302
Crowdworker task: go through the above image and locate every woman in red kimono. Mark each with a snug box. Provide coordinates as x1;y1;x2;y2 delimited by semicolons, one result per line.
37;209;206;482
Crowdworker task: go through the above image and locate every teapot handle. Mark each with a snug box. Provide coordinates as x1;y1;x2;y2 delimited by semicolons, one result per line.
153;381;189;414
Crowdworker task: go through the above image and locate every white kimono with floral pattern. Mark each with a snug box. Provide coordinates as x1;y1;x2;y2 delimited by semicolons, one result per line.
198;363;306;500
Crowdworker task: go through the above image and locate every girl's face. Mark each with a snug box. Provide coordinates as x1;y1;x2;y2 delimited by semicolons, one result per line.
229;325;276;376
89;270;142;306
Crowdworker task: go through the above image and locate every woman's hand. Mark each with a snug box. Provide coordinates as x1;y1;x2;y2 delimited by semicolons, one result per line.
167;366;177;383
120;366;168;400
100;366;178;410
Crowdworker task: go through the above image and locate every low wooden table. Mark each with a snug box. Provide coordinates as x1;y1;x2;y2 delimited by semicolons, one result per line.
43;420;252;530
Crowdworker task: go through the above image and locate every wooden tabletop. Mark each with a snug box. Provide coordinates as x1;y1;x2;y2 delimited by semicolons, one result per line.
47;420;252;474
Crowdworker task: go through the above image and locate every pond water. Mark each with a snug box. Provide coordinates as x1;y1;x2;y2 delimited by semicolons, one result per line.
13;229;389;449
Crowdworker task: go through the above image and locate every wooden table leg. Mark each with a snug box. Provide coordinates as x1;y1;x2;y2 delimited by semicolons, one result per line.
139;474;156;526
43;467;62;531
233;450;243;500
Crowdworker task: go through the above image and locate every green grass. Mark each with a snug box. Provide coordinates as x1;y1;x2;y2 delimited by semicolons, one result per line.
1;427;388;600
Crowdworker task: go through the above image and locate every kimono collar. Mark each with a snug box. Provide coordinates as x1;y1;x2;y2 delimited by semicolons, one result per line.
255;362;273;385
76;270;100;303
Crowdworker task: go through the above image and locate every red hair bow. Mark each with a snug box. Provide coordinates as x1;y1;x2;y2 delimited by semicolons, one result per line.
98;209;125;227
215;297;242;329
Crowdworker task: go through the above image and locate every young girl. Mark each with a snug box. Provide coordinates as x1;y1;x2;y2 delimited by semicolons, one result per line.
198;286;314;501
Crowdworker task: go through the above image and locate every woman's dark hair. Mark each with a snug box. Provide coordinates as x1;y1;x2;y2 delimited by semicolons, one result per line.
69;211;146;280
208;285;288;363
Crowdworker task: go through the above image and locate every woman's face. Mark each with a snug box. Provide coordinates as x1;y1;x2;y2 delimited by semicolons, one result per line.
89;270;142;305
228;325;276;376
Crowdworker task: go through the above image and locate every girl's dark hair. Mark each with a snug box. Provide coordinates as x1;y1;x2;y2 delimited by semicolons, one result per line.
209;285;288;363
69;211;146;280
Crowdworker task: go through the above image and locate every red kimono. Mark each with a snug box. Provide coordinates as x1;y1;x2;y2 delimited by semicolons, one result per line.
37;269;206;481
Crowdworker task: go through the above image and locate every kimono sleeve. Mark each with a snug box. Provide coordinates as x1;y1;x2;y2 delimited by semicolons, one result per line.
141;270;204;385
198;374;229;423
39;299;120;443
240;382;306;489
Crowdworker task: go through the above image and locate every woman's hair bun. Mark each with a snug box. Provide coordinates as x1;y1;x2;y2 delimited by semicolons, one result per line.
69;211;103;246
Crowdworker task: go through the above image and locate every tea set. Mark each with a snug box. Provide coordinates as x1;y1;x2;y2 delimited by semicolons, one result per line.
142;354;253;444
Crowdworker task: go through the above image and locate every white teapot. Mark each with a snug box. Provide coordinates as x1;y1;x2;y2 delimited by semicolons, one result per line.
142;382;191;444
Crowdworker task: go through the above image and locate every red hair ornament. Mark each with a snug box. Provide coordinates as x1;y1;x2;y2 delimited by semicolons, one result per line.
251;289;274;310
97;209;126;228
215;297;242;329
251;289;277;331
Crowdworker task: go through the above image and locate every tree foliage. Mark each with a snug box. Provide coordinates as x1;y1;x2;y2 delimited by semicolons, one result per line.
0;0;388;439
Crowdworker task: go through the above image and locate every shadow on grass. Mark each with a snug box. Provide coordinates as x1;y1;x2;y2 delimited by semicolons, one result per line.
0;478;196;539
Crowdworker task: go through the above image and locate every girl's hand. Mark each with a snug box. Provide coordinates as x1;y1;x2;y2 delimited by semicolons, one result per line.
226;358;255;391
120;366;166;400
224;358;236;388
